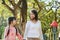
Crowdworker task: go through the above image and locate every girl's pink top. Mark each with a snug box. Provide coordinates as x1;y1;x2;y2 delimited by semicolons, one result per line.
4;26;23;40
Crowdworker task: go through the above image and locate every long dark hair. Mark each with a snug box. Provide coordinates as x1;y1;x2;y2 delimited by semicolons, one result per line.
30;9;38;21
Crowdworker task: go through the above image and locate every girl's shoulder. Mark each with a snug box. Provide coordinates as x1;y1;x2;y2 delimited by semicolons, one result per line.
5;26;9;30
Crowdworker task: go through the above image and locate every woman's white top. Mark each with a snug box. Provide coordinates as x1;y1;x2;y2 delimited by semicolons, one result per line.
24;20;44;40
59;32;60;37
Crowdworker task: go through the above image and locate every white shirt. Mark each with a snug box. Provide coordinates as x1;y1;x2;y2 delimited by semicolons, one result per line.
24;20;44;40
59;32;60;37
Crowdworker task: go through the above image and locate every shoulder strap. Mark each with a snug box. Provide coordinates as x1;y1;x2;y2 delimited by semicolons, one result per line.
15;27;17;35
5;27;10;38
7;28;10;36
5;27;18;37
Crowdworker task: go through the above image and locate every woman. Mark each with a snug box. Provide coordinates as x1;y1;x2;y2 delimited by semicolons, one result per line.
24;9;44;40
4;17;23;40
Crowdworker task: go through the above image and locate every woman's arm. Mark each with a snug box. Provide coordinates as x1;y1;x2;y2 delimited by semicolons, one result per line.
39;22;44;40
24;21;30;40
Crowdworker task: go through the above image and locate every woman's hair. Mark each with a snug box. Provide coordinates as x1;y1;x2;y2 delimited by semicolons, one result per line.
30;9;38;21
8;17;16;25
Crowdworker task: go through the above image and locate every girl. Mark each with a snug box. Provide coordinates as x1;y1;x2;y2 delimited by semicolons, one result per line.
4;17;23;40
24;9;44;40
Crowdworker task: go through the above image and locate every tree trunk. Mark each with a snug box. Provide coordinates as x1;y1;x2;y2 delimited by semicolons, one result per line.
20;0;27;36
2;0;27;36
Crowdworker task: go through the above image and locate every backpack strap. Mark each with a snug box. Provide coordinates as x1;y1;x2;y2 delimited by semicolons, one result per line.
5;26;17;38
5;27;10;38
15;27;18;35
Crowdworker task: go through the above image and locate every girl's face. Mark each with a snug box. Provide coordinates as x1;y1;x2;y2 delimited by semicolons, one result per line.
12;20;17;25
30;12;35;20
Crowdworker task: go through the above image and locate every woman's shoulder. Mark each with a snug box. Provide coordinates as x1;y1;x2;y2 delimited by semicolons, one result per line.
27;20;41;23
38;20;41;23
27;21;31;23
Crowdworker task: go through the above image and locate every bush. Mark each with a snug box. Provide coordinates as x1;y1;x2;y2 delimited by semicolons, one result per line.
0;26;5;39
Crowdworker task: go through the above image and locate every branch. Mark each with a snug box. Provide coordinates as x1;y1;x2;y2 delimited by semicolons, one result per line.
38;9;41;13
16;0;22;9
17;0;21;6
2;0;5;4
8;0;16;6
47;6;52;12
34;0;42;10
9;0;22;9
34;0;42;13
2;0;14;13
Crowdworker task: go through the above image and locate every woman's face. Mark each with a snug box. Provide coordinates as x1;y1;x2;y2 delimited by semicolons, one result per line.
30;12;35;20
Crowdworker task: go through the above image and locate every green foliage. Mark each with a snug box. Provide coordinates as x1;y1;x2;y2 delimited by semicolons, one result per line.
0;0;60;40
0;26;5;39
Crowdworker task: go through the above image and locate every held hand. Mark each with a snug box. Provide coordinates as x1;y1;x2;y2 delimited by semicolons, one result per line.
17;32;23;40
23;39;26;40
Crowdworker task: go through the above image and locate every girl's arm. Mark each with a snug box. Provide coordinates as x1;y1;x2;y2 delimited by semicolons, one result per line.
16;32;23;40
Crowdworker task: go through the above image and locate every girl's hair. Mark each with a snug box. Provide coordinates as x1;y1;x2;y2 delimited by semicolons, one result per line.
6;17;17;37
30;9;38;21
8;17;16;25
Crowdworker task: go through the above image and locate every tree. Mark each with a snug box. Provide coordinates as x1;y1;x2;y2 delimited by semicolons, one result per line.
20;0;27;35
2;0;27;35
